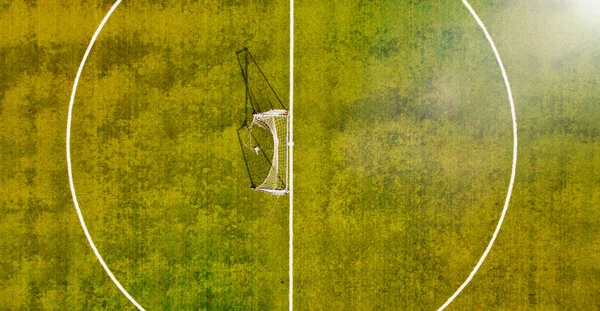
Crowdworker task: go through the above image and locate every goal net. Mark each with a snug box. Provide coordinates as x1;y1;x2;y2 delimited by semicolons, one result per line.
236;48;289;195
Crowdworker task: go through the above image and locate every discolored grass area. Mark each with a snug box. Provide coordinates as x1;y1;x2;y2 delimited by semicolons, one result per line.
1;0;600;310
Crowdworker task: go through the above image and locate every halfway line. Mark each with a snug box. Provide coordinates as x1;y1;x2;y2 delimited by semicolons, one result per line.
288;0;295;309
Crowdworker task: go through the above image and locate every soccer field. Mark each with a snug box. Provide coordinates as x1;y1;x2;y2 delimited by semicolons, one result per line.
1;0;599;309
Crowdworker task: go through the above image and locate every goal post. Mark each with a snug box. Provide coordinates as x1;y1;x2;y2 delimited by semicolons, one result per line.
236;48;289;195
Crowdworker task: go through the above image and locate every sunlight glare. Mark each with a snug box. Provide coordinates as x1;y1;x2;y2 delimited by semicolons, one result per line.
580;0;600;17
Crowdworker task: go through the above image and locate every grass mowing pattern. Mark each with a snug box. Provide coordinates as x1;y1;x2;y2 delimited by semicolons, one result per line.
1;0;600;309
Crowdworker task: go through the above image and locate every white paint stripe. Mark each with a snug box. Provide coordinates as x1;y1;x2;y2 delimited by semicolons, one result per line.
288;0;295;309
66;1;145;310
437;1;518;310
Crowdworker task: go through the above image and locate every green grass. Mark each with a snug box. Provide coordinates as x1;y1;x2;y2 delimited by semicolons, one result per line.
1;0;600;309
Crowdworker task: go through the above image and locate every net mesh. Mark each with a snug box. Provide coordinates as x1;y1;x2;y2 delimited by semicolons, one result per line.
238;110;288;193
236;48;288;195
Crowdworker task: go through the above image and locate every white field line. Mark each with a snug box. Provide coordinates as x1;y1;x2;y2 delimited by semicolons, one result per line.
66;1;145;310
288;0;295;309
437;1;518;310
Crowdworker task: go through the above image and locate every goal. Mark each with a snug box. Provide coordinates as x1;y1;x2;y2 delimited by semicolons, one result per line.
236;48;289;195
